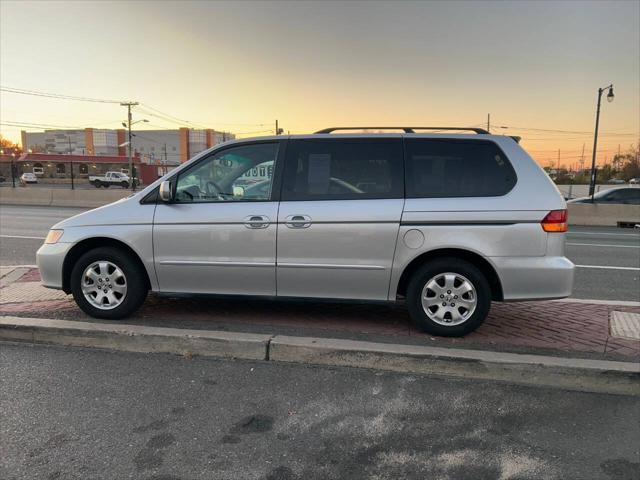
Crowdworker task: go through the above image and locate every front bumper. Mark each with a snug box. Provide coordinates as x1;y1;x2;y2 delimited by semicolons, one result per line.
36;242;73;290
491;255;575;301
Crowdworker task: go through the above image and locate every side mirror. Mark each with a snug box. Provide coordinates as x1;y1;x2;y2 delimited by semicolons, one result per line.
159;180;172;202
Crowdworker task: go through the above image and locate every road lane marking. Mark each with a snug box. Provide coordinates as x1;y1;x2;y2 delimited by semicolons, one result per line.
567;243;640;249
568;232;639;237
0;235;45;240
575;265;640;271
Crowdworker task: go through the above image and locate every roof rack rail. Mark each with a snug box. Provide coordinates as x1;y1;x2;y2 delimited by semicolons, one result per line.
314;126;490;134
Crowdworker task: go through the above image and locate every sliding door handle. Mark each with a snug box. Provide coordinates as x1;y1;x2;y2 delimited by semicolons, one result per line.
285;215;312;229
243;215;270;229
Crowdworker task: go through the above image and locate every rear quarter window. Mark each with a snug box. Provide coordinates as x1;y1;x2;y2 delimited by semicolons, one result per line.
405;139;517;198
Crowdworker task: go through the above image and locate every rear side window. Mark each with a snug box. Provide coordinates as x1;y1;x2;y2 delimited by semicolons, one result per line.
405;139;517;198
282;139;403;201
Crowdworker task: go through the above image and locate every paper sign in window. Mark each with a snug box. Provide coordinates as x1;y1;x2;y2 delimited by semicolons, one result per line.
308;154;331;194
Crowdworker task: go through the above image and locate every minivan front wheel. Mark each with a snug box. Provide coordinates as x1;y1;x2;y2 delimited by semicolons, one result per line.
407;258;491;337
70;247;148;319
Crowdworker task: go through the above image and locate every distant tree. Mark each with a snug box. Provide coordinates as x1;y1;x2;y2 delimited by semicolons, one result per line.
619;144;640;181
598;164;614;182
0;136;23;155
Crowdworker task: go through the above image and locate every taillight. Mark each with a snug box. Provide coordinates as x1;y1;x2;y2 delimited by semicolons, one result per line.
541;209;568;233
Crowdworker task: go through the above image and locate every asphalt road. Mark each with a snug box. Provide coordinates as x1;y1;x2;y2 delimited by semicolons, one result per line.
1;343;638;480
0;205;638;301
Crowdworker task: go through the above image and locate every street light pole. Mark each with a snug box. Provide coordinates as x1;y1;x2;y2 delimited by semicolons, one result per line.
588;84;614;201
121;101;139;191
11;152;16;188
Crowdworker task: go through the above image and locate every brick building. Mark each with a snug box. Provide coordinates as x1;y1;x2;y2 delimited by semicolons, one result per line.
21;128;235;165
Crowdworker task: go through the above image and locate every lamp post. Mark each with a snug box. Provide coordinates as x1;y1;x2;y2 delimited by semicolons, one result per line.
588;84;614;201
120;113;148;191
10;152;16;188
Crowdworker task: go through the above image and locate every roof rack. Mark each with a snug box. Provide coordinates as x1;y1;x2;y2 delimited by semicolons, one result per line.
314;126;490;134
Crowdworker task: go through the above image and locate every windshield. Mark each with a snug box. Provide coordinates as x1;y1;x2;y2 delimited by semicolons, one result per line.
593;189;615;199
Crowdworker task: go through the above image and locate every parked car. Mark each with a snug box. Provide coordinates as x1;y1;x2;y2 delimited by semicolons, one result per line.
607;179;625;184
0;174;6;183
568;187;640;205
20;172;38;184
629;178;640;184
37;127;574;337
89;171;131;188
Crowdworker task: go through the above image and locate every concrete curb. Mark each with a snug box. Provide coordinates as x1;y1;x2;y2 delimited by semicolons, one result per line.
1;316;638;396
270;336;640;396
0;316;270;361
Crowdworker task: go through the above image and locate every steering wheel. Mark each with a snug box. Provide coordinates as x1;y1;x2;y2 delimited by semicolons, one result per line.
204;180;224;199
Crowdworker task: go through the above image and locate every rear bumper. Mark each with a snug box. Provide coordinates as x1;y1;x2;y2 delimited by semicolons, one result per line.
36;242;72;290
491;256;574;301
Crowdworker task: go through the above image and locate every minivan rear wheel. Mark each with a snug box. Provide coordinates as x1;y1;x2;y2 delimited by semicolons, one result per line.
407;258;491;337
70;247;148;320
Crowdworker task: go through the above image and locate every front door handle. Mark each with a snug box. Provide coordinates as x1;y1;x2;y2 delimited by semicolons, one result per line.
285;214;312;229
243;215;270;229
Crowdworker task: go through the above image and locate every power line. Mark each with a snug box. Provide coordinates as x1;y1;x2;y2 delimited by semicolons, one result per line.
234;129;274;135
493;122;637;136
139;103;269;127
0;86;125;104
136;105;208;129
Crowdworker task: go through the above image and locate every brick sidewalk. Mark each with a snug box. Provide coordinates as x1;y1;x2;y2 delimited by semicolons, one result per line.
1;267;638;359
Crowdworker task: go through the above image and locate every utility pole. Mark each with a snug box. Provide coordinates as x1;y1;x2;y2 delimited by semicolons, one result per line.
557;149;560;173
487;113;490;133
579;143;585;171
68;136;74;190
163;143;167;175
121;101;139;191
275;119;279;135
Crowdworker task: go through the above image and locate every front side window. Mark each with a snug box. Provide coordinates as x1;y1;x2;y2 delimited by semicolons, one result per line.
175;143;279;203
405;139;517;198
282;139;403;201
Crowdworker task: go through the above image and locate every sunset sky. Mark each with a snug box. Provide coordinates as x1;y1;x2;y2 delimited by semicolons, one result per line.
1;0;638;169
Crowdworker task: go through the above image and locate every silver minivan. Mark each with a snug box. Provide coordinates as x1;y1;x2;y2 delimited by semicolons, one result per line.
37;127;574;336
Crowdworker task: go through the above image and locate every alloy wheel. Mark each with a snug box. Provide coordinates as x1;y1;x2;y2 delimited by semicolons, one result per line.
81;261;127;310
420;272;477;326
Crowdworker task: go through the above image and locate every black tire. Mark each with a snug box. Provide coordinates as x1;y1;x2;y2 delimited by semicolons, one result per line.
121;181;129;189
70;247;148;320
103;183;110;188
406;257;491;337
93;180;102;188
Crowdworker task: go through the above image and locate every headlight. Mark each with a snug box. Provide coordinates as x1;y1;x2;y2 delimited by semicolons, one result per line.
44;229;64;244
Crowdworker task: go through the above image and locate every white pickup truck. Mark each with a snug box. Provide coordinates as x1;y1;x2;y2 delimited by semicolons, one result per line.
89;171;132;188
